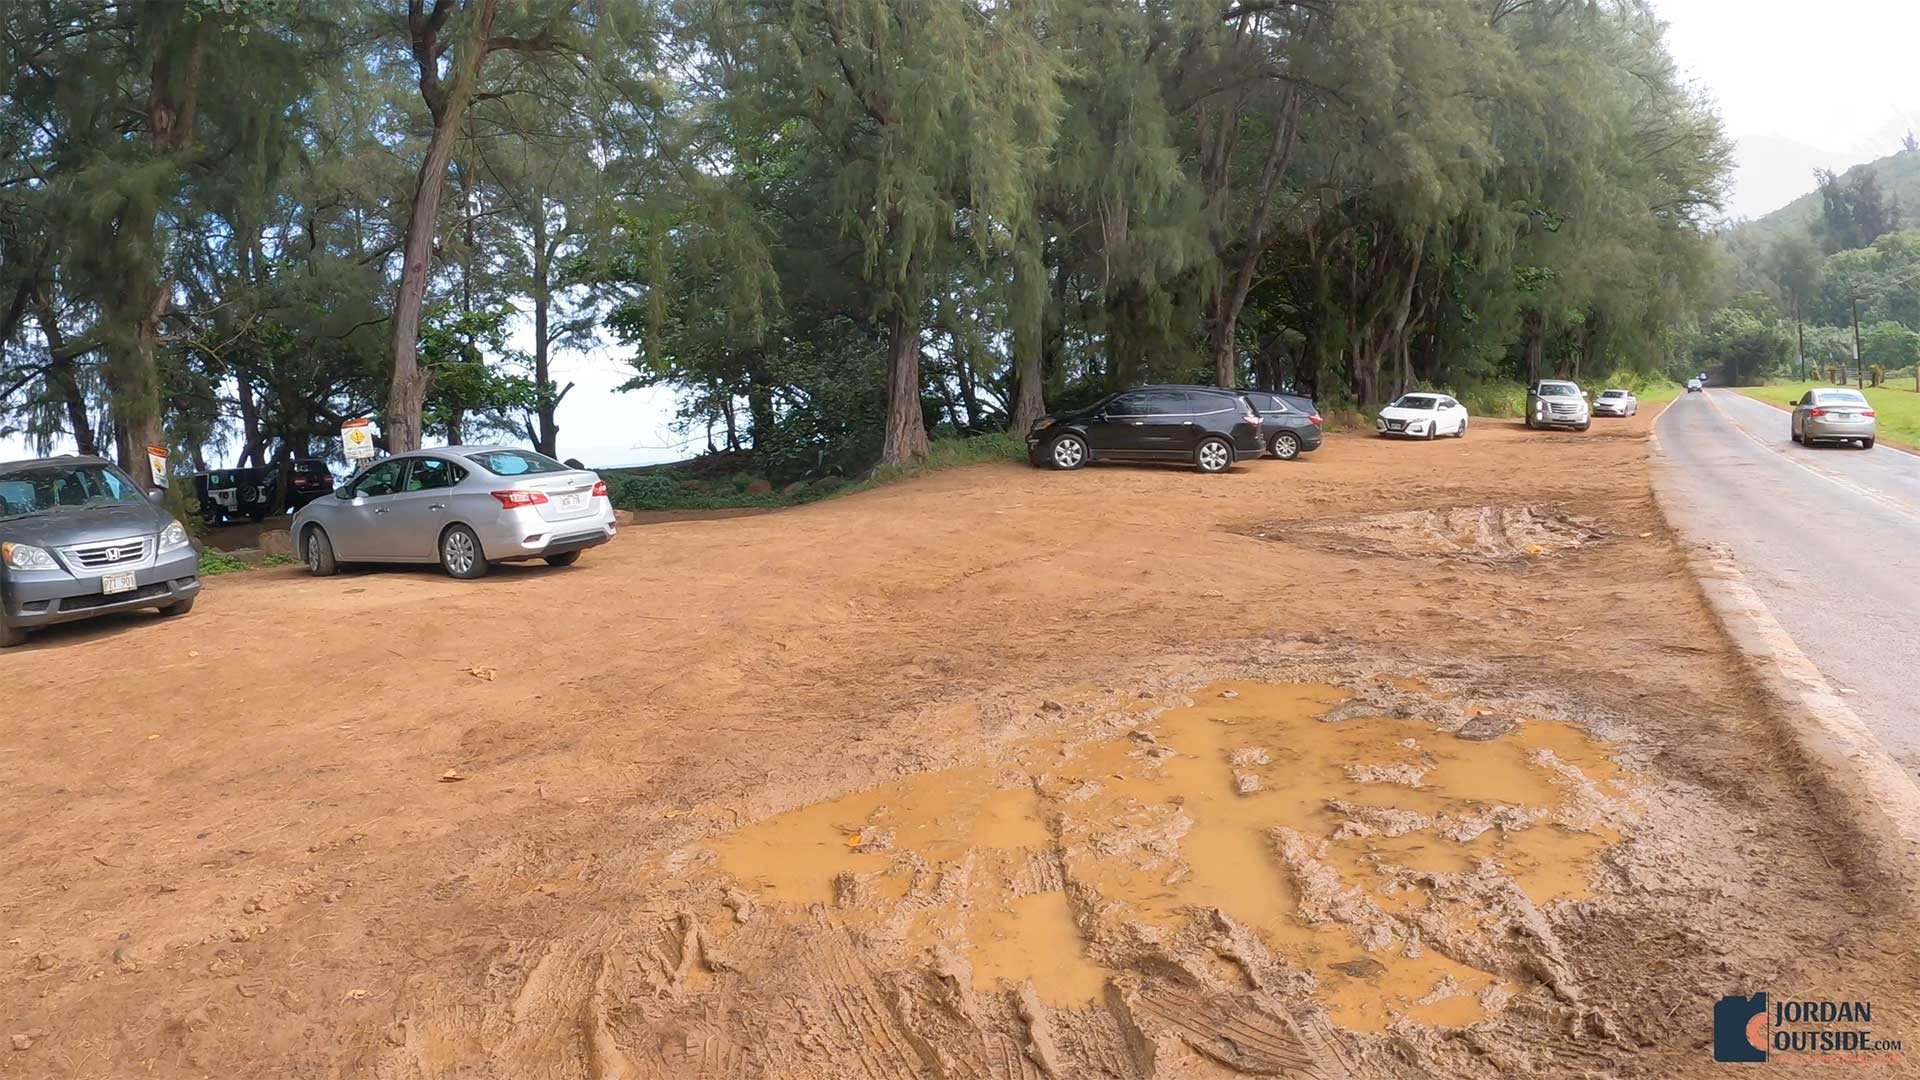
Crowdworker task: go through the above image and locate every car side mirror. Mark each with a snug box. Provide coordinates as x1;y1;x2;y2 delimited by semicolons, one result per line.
146;487;165;503
334;487;354;501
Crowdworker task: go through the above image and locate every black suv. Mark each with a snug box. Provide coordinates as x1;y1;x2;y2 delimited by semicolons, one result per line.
1239;389;1324;460
1026;386;1265;473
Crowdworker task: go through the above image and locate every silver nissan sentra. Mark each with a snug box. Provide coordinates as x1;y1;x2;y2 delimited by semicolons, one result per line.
290;446;616;579
1791;387;1877;449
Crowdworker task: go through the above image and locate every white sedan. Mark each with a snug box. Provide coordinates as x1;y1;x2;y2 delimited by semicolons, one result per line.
1376;393;1469;440
1593;388;1638;416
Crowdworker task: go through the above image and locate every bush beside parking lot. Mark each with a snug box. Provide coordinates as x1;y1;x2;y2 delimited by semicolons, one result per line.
602;434;1026;512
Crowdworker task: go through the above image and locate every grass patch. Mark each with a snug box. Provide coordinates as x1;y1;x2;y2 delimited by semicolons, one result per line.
1734;380;1920;448
198;550;253;576
605;434;1026;513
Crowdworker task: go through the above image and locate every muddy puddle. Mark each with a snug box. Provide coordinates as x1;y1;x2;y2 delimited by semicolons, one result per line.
704;680;1629;1034
1251;504;1604;564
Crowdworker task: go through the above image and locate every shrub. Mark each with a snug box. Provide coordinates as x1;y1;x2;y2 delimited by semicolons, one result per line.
1870;363;1887;387
198;550;251;576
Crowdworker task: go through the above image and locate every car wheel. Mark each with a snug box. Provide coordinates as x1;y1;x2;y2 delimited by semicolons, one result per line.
1047;434;1088;470
1525;416;1537;430
1792;427;1802;444
440;524;490;579
1269;432;1301;460
1577;421;1590;432
0;622;25;649
1862;438;1875;450
158;596;195;618
1455;417;1468;438
304;527;338;577
1195;436;1234;474
1423;423;1437;441
545;551;582;568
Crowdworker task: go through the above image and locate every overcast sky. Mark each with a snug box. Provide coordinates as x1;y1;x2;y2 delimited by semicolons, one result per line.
1656;0;1920;219
15;2;1920;469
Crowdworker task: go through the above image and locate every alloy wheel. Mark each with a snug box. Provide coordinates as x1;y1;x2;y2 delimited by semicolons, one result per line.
1198;439;1231;472
444;530;477;575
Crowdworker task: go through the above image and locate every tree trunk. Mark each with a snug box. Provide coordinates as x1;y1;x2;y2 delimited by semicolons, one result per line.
388;0;500;453
1522;310;1545;384
235;366;264;467
744;374;775;452
106;13;214;487
1209;88;1301;388
880;305;929;466
446;408;465;448
31;287;99;456
531;206;559;455
1007;245;1047;436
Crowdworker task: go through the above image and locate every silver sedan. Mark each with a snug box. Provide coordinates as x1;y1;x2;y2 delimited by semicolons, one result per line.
290;446;616;579
1791;387;1877;450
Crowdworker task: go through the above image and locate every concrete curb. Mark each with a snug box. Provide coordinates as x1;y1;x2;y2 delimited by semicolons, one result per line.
1650;410;1920;906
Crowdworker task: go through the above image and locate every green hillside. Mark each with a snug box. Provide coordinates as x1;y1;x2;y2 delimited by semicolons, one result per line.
1740;148;1920;240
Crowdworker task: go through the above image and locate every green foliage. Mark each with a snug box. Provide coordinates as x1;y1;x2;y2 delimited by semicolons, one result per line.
1694;306;1794;384
198;550;252;576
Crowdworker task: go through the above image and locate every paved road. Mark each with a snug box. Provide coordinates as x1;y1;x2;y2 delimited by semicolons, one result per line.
1654;389;1920;777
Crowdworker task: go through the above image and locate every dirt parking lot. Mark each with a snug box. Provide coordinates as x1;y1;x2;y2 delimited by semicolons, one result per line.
4;411;1915;1078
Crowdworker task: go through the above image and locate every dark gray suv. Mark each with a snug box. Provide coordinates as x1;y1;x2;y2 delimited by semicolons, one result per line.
0;455;201;647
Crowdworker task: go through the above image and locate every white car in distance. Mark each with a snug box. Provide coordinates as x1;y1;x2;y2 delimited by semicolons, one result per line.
1593;388;1638;417
1376;393;1469;440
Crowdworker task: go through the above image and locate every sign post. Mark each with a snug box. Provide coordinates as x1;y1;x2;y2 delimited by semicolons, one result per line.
146;445;169;488
341;418;377;462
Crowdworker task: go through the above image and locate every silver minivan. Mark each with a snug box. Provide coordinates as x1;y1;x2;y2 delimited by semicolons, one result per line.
0;455;200;647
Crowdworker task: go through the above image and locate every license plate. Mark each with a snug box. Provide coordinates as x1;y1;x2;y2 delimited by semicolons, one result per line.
560;493;583;510
102;570;136;595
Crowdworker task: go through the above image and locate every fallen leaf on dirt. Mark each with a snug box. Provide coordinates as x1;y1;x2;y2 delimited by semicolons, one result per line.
1638;531;1653;539
344;989;368;1002
438;770;467;783
466;666;496;682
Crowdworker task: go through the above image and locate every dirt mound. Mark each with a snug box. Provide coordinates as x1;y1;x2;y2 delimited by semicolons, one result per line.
1254;504;1603;564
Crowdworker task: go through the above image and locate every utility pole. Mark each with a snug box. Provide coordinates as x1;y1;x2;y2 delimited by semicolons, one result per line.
1850;288;1864;390
1795;293;1805;381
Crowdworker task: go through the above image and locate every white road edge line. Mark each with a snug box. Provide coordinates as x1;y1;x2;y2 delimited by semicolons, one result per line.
1652;399;1920;904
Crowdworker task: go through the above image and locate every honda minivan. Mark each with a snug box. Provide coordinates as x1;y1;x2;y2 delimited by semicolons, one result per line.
0;455;201;647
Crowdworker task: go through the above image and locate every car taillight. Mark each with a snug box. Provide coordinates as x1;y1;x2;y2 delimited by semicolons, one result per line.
490;490;549;508
1244;413;1261;427
1862;410;1876;418
1309;413;1323;426
591;480;608;497
1808;408;1826;417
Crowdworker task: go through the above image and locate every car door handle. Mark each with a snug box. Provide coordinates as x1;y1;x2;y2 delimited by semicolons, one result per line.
372;507;390;514
1129;421;1146;426
427;503;445;511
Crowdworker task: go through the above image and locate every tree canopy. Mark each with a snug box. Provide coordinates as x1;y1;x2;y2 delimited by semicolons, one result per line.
5;0;1733;479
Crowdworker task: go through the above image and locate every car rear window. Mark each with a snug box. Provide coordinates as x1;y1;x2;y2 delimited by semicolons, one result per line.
464;449;568;476
1814;390;1868;406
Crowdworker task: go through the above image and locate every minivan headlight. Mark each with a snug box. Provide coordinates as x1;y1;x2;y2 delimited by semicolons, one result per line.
157;520;190;553
2;541;56;571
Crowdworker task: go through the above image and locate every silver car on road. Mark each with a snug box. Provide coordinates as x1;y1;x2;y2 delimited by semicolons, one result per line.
1791;387;1877;450
291;446;616;579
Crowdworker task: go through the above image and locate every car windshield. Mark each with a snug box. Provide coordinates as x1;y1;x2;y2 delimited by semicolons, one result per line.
0;461;146;520
1814;390;1868;406
464;449;568;477
1538;383;1579;397
1601;390;1626;398
1391;395;1439;410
